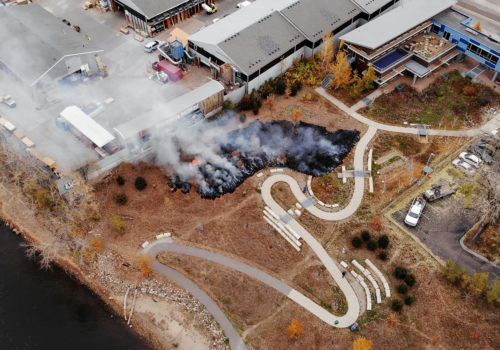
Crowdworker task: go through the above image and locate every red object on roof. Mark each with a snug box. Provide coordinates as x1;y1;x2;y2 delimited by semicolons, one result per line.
157;60;183;81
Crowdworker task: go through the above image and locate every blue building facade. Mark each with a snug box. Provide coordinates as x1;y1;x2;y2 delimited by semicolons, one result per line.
432;8;500;80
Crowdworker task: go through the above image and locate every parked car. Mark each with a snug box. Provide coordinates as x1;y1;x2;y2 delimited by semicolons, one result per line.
237;1;251;8
404;196;426;227
459;152;482;168
1;95;16;108
144;40;160;53
470;140;497;164
452;158;474;172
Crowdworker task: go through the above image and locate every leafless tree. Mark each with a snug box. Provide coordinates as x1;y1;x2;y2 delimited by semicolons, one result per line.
469;138;500;244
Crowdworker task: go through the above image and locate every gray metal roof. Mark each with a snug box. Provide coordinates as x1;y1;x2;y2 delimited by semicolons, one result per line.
0;4;102;86
281;0;361;41
118;0;191;19
434;8;500;52
218;12;304;75
340;0;456;50
350;0;392;14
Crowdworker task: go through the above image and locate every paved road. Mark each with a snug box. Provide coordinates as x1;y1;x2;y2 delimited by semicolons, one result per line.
145;241;247;350
146;240;356;327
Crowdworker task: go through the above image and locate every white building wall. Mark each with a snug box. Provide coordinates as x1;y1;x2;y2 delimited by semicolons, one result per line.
247;46;305;92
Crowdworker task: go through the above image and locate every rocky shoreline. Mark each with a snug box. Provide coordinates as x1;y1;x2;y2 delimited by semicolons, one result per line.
0;186;229;350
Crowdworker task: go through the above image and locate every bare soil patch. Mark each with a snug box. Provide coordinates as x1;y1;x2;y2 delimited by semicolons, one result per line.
158;252;286;332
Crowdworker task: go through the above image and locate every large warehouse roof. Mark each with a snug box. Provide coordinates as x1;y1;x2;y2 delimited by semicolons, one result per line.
218;12;305;74
0;4;102;86
280;0;361;41
340;0;456;50
60;106;115;148
350;0;392;15
189;0;395;76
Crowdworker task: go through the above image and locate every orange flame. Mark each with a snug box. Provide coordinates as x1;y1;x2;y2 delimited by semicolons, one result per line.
192;159;199;166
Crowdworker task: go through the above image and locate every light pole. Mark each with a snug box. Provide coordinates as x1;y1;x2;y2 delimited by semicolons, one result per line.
423;152;435;175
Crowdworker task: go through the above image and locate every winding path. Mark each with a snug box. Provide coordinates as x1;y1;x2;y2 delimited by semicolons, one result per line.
146;240;355;327
145;244;247;350
141;87;500;349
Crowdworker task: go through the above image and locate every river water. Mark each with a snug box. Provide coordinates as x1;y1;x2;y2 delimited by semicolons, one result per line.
0;222;151;350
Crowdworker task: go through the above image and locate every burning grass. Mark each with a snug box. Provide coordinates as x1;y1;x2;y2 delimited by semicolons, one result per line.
167;120;359;199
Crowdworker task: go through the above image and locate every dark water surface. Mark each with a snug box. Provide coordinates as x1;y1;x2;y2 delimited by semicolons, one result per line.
0;223;151;350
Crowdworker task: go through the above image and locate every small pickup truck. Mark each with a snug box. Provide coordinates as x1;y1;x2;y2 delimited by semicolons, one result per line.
404;196;426;227
423;183;456;202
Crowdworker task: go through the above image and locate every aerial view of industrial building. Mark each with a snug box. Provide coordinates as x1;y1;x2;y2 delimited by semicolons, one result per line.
0;1;499;350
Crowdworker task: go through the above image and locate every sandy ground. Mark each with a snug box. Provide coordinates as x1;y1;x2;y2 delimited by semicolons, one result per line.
132;296;211;350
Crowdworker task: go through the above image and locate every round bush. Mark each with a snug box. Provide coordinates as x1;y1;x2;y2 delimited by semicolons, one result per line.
361;230;371;241
135;176;147;191
394;266;408;280
239;113;247;123
116;175;125;186
378;234;389;249
378;251;387;260
367;239;377;251
352;236;362;248
404;273;416;287
397;283;408;294
391;299;403;312
404;295;415;305
115;192;128;205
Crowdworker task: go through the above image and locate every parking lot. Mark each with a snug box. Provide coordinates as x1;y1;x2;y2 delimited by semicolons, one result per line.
392;156;500;279
1;0;245;172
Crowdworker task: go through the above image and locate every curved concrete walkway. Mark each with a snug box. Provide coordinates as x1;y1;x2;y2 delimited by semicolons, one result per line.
315;87;495;137
145;242;247;350
146;240;355;327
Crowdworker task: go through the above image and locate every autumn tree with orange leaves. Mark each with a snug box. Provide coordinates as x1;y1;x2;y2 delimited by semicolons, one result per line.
353;337;372;350
330;50;353;90
287;319;303;339
137;254;153;276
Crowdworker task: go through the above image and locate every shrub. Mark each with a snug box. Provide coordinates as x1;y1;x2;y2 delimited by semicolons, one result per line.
370;215;382;230
239;113;247;123
391;299;403;312
378;234;389;249
259;80;274;99
116;175;125;186
352;236;362;248
252;105;259;115
115;192;128;205
111;214;124;234
367;240;377;251
477;96;491;106
135;176;147;191
274;76;287;95
404;295;415;305
238;94;253;110
250;89;262;108
397;283;408;294
290;80;303;96
222;99;235;110
394;266;408;279
462;85;475;95
361;230;371;241
378;251;387;260
405;273;416;287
